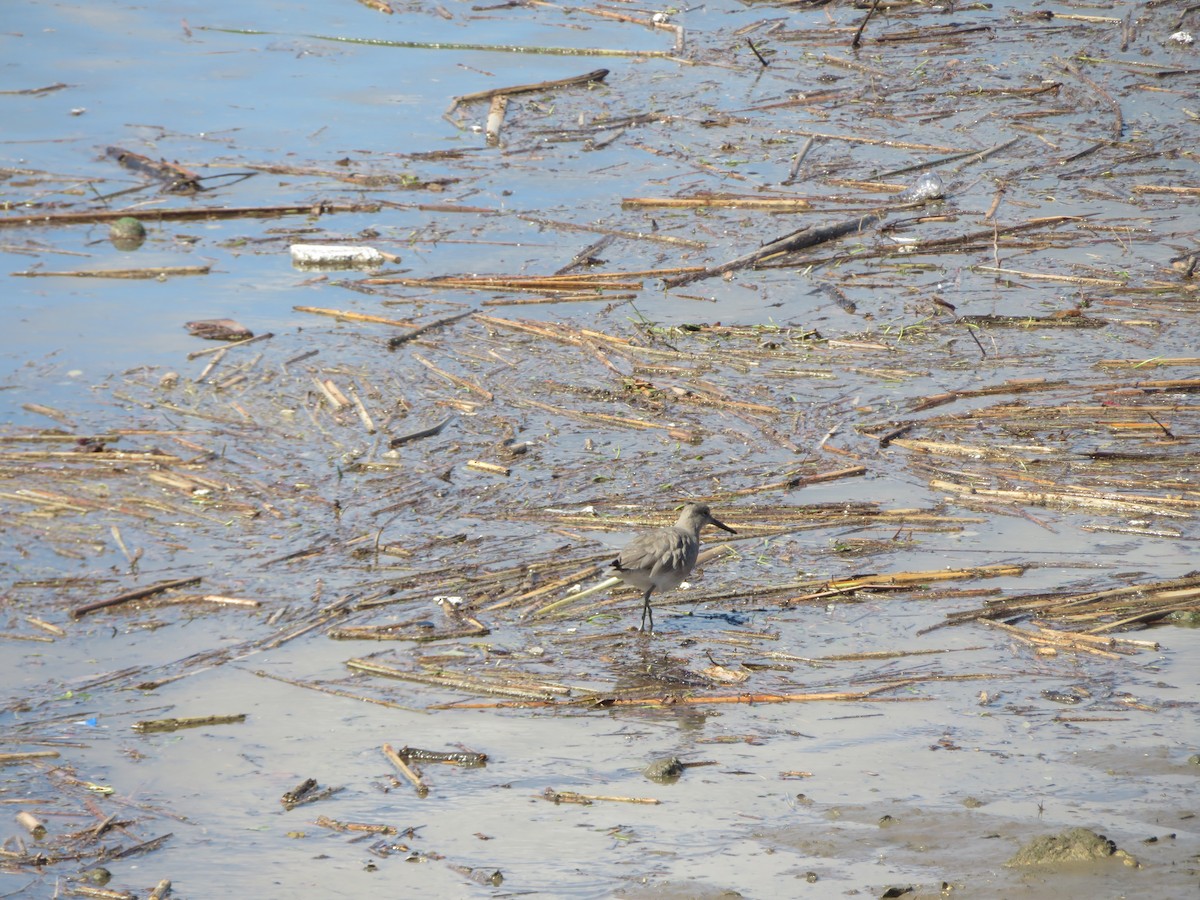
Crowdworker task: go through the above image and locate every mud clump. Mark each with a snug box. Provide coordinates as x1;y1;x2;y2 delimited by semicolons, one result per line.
643;756;685;782
1007;827;1139;868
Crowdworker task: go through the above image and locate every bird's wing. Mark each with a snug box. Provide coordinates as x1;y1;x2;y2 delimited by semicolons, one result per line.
615;533;674;571
650;538;692;578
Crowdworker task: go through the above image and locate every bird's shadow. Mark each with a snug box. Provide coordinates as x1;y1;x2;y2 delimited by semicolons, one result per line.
675;610;748;628
610;642;705;692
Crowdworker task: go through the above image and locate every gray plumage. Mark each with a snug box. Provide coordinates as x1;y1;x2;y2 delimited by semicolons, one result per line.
611;503;737;632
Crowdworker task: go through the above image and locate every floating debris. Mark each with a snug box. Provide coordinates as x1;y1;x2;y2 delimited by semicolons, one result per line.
289;243;391;269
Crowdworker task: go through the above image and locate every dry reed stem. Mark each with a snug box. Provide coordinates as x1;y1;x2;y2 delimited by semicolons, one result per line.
1132;185;1200;195
0;201;381;227
371;276;643;292
293;306;418;327
485;563;604;612
186;331;273;360
932;478;1193;517
938;573;1200;632
973;265;1126;286
0;750;61;763
0;450;181;464
622;194;811;210
984;620;1125;659
716;465;868;498
347;658;565;701
254;670;426;712
431;680;918;710
13;265;210;279
542;789;660;805
779;129;964;153
411;353;494;401
517;213;707;248
518;397;677;431
775;563;1026;607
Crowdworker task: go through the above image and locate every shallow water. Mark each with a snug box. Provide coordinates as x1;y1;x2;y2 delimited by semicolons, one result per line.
3;0;1200;897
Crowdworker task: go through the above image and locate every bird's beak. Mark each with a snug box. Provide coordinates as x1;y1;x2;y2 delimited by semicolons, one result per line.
707;514;737;534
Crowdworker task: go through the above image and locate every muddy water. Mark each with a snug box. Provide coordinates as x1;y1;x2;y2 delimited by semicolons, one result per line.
3;1;1199;897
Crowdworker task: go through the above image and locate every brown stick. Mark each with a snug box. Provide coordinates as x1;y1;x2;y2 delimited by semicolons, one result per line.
382;743;429;796
851;0;881;48
386;310;474;349
1060;59;1123;139
71;576;202;619
0;202;381;228
447;68;608;115
13;266;210;279
663;213;882;287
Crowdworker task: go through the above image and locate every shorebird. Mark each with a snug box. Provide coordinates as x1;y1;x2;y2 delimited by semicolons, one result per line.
612;503;737;633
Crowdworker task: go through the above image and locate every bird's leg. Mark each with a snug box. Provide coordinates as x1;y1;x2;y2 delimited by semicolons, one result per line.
640;589;654;633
